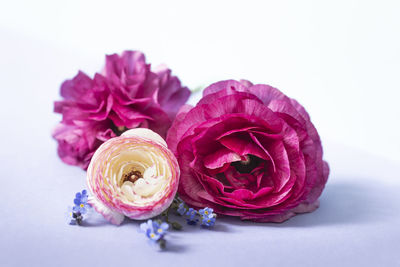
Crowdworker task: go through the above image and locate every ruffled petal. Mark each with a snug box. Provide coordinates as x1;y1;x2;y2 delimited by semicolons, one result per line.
88;196;125;225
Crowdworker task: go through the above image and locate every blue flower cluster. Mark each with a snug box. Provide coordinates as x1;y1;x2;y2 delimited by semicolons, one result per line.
140;220;169;249
66;189;92;225
177;203;216;227
199;207;217;227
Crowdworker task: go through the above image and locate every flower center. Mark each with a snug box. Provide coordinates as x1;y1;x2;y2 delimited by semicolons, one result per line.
110;122;127;136
231;154;261;173
122;169;143;184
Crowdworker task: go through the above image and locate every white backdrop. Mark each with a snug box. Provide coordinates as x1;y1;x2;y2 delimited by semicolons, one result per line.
1;2;400;267
2;0;399;163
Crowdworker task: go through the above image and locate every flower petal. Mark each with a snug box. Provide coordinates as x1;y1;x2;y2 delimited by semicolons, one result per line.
88;196;125;225
122;128;167;147
203;148;241;169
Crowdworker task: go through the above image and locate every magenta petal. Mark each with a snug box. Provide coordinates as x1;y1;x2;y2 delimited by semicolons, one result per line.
60;71;94;101
203;148;241;169
267;141;291;192
167;104;206;152
105;51;146;79
198;86;259;107
202;80;248;97
155;67;191;120
223;166;255;189
239;79;253;87
159;86;191;120
216;126;265;140
249;132;276;172
247;84;288;105
166;104;194;153
54;50;190;170
171;79;328;223
225;186;274;202
229;189;254;201
112;104;153;121
52;122;106;170
218;133;269;160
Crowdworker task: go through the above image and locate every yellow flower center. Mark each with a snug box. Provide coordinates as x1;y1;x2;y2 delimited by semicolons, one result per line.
80;204;84;208
157;229;163;233
204;211;209;215
150;233;155;238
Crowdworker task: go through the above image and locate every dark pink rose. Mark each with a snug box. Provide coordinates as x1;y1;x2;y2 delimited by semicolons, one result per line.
53;72;116;169
167;80;329;222
52;122;115;169
53;51;190;169
104;51;190;137
54;71;113;124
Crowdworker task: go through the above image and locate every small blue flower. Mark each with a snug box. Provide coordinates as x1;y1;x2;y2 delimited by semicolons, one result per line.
199;207;213;217
65;206;83;225
74;190;88;202
139;219;169;249
200;214;216;227
153;221;169;235
177;203;187;216
66;189;92;226
185;208;199;225
199;207;217;227
73;189;91;214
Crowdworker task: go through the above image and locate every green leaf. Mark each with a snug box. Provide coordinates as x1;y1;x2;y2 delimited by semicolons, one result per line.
171;221;183;230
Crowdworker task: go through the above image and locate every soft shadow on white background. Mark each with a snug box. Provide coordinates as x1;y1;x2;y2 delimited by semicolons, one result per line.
0;1;400;267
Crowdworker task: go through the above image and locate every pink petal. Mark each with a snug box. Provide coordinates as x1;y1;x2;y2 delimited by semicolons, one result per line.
203;148;241;169
88;197;125;225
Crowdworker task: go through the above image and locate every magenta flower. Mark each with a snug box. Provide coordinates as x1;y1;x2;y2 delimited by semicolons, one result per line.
53;51;190;169
53;122;114;170
53;72;115;169
167;80;329;222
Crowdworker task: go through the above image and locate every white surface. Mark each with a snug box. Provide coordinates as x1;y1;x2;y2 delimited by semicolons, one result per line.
0;1;399;266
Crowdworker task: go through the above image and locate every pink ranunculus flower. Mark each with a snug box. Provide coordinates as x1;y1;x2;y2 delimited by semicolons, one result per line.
167;80;329;222
53;51;190;169
53;72;116;169
104;51;191;138
53;122;115;170
87;128;180;225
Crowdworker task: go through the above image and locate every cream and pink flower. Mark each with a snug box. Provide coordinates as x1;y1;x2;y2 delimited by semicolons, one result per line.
87;128;180;225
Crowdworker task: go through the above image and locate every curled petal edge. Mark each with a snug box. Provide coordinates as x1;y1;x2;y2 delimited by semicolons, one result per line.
88;196;125;225
121;128;167;147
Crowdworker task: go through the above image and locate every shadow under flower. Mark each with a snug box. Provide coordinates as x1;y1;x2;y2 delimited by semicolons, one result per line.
81;220;110;227
162;242;189;253
81;176;399;232
281;177;396;227
164;213;232;233
80;211;116;227
218;177;398;228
